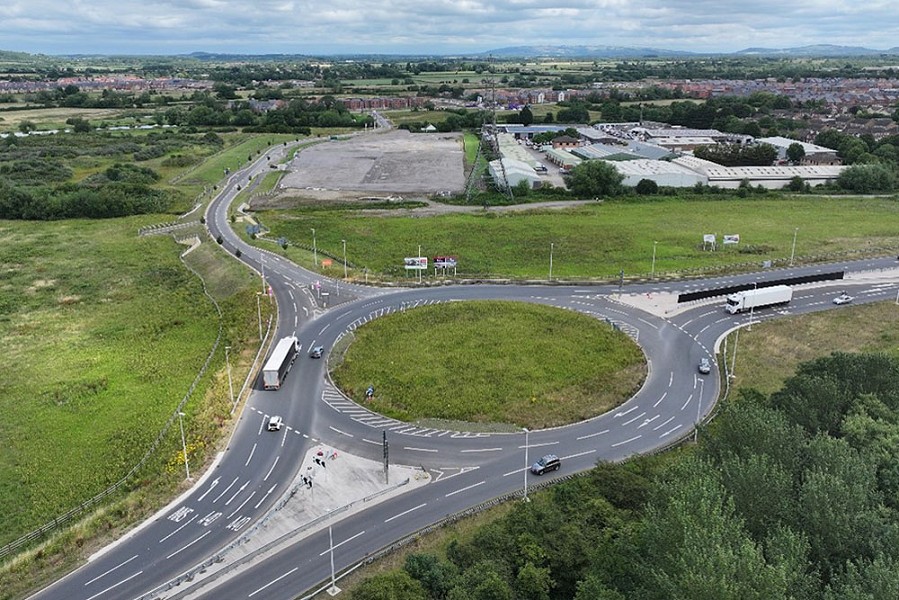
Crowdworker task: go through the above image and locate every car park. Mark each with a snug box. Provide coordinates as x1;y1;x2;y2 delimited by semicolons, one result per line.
698;357;711;374
530;454;561;475
310;346;324;358
267;415;283;431
833;293;854;305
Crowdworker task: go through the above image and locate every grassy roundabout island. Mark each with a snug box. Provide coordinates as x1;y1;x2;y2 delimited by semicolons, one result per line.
330;300;645;430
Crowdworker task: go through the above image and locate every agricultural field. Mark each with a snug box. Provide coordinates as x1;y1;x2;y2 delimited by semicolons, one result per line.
254;196;899;281
330;301;645;429
0;107;136;131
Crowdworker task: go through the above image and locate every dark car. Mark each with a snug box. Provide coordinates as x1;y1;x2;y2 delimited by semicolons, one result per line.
530;454;561;475
310;346;324;359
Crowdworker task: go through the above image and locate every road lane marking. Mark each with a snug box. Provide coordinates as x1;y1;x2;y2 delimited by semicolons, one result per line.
681;394;693;410
84;554;139;586
159;514;199;544
638;415;660;429
460;448;502;453
248;567;299;598
165;531;211;560
213;477;239;503
653;392;668;408
404;446;438;453
329;426;353;438
622;411;647;426
446;481;486;497
254;484;277;509
227;492;256;519
197;477;220;502
562;449;597;460
84;570;144;600
362;438;381;445
385;503;427;523
245;443;257;467
611;435;642;447
264;456;280;482
225;482;249;506
653;416;675;431
614;405;639;418
576;429;609;440
318;530;366;556
660;424;683;438
522;441;559;449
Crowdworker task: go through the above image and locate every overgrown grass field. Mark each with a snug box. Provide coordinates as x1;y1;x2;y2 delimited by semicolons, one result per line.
256;196;899;280
330;301;645;429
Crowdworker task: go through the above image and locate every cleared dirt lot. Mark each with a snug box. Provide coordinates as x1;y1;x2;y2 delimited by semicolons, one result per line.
275;129;465;200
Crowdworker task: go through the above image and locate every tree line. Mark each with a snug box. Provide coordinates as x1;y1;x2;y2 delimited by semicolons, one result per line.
347;352;899;600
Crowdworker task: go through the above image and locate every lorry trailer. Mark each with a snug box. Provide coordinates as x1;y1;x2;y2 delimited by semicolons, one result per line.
725;285;793;314
262;335;299;390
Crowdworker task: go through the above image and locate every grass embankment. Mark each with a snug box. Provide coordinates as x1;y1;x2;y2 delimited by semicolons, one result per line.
0;217;271;597
728;300;899;396
331;301;645;429
257;196;899;280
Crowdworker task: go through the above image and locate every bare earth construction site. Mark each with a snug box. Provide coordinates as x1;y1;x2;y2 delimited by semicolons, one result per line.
263;129;466;206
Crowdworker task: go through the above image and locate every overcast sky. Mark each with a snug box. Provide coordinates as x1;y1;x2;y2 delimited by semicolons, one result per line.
2;0;898;56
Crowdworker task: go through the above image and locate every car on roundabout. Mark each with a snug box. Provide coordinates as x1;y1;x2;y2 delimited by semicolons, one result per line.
833;293;854;305
531;454;561;475
267;415;283;431
309;346;324;359
698;357;712;374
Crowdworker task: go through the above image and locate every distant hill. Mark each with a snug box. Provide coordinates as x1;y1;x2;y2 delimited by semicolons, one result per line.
482;45;699;59
734;44;899;57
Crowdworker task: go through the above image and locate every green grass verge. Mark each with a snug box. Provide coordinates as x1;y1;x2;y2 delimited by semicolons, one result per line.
254;195;899;280
330;301;645;429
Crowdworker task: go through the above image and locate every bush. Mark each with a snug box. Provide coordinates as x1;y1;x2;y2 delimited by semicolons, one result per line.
635;179;659;195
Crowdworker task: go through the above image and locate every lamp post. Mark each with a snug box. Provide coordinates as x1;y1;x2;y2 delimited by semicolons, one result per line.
225;346;234;408
178;411;191;480
789;227;798;267
311;228;317;266
327;525;340;596
730;327;739;380
694;378;704;443
549;242;554;281
342;239;347;279
255;293;262;340
418;244;422;284
651;241;658;279
522;428;530;503
260;254;266;295
748;282;758;331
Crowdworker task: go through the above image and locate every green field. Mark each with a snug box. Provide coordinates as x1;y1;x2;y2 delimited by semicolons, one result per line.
255;196;899;280
330;301;645;429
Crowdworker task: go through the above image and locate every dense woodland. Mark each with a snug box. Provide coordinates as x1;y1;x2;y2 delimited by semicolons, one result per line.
348;353;899;600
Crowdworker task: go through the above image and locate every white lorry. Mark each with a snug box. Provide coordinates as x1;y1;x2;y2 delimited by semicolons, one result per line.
725;285;792;314
262;335;299;390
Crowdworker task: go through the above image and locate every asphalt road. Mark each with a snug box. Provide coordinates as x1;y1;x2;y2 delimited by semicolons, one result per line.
29;145;899;600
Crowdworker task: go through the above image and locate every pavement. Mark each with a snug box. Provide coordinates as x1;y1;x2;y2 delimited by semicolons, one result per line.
156;446;430;599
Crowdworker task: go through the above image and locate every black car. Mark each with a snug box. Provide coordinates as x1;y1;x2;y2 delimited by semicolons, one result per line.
309;346;324;359
530;454;561;475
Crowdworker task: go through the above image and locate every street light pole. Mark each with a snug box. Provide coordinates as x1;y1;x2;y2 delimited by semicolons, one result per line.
789;227;798;267
327;525;340;596
261;254;266;295
178;412;191;480
311;228;317;266
748;281;757;331
730;327;739;380
523;428;530;502
225;346;234;408
418;244;422;285
255;293;262;340
694;378;704;443
549;242;554;281
342;239;347;279
651;241;658;279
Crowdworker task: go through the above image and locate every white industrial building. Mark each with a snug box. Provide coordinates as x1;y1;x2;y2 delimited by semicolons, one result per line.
609;160;707;188
672;155;845;189
488;158;541;190
756;136;841;165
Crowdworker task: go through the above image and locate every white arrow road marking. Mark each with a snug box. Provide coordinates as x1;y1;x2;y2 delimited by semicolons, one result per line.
254;484;277;509
614;405;639;418
197;477;220;502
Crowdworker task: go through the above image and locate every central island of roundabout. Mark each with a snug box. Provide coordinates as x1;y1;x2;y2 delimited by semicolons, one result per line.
329;300;647;431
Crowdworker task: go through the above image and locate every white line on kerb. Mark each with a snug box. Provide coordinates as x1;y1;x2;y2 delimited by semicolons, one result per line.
248;567;299;598
385;503;427;523
446;481;485;497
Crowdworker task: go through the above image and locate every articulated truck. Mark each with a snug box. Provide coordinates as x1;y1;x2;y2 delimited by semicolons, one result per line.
262;335;299;390
725;285;792;314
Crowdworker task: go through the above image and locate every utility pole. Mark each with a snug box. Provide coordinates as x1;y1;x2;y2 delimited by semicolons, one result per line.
225;346;234;408
522;428;530;502
549;243;554;281
789;227;798;267
342;239;347;279
383;431;389;485
178;412;191;480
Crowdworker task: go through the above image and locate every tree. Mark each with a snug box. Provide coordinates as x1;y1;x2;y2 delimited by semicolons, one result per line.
837;164;897;193
350;571;427;600
515;562;552;600
786;142;806;164
519;105;534;126
566;161;624;198
635;179;659;195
